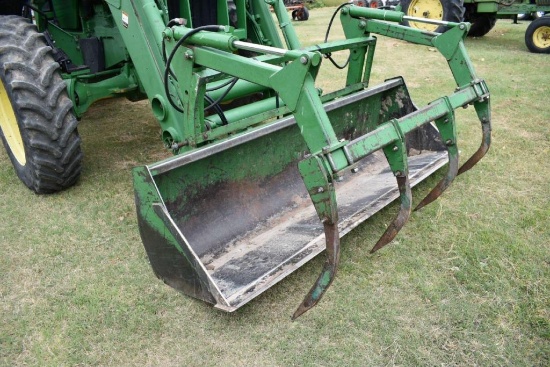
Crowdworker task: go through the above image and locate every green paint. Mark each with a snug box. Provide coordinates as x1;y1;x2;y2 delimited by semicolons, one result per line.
311;270;333;301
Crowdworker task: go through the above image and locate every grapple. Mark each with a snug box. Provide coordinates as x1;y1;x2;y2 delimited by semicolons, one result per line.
133;3;491;318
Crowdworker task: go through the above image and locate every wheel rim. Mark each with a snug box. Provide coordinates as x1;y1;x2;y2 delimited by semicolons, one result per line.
533;25;550;49
407;0;443;31
0;79;26;165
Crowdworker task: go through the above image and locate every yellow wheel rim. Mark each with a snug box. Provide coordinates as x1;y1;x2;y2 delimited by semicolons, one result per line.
0;79;26;165
532;25;550;50
407;0;443;32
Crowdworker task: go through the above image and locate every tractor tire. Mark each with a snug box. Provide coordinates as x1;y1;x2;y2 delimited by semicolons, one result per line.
525;16;550;53
369;1;382;8
0;16;83;194
0;0;24;15
293;7;309;21
400;0;464;33
464;12;497;37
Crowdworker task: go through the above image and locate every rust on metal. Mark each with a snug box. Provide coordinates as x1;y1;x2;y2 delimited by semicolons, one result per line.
415;147;459;211
292;222;340;320
458;118;491;175
370;174;412;253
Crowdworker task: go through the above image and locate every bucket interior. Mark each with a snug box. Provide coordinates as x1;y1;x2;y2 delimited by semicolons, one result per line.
135;79;447;310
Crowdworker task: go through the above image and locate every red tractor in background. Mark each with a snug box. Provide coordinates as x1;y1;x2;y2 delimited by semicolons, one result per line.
284;0;310;20
351;0;400;9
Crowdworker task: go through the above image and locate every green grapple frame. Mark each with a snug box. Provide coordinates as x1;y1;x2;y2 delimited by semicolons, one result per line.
19;1;491;318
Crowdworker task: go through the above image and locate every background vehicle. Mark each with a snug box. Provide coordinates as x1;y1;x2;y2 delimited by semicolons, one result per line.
284;0;310;20
398;0;550;52
351;0;400;9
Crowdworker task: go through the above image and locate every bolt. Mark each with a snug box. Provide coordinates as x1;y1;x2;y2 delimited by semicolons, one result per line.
444;118;449;124
446;139;454;146
359;21;367;29
459;24;466;30
337;176;344;182
300;56;309;65
394;171;402;177
351;167;359;174
392;145;399;152
184;51;193;60
317;187;325;193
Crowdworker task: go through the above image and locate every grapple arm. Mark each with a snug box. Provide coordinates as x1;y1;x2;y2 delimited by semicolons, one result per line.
288;7;492;318
346;6;492;178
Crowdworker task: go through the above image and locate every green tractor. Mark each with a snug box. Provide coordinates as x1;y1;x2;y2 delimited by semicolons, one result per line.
0;1;491;318
399;0;550;53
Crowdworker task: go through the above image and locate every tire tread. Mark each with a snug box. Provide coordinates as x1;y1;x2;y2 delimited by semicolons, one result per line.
0;16;82;194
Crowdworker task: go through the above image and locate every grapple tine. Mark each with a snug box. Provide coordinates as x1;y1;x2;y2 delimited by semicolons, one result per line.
370;175;412;253
414;148;459;211
458;113;491;175
293;155;340;320
292;222;340;320
414;103;460;211
370;122;411;253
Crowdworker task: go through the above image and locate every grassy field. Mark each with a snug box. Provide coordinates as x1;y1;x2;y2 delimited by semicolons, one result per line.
1;7;549;366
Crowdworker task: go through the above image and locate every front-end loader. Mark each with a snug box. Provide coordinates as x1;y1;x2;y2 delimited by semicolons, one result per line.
0;1;491;318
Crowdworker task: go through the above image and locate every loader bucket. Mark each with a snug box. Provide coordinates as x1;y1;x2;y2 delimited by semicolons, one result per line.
133;78;449;312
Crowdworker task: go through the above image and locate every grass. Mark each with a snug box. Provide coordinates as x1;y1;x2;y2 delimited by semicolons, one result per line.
1;8;549;366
